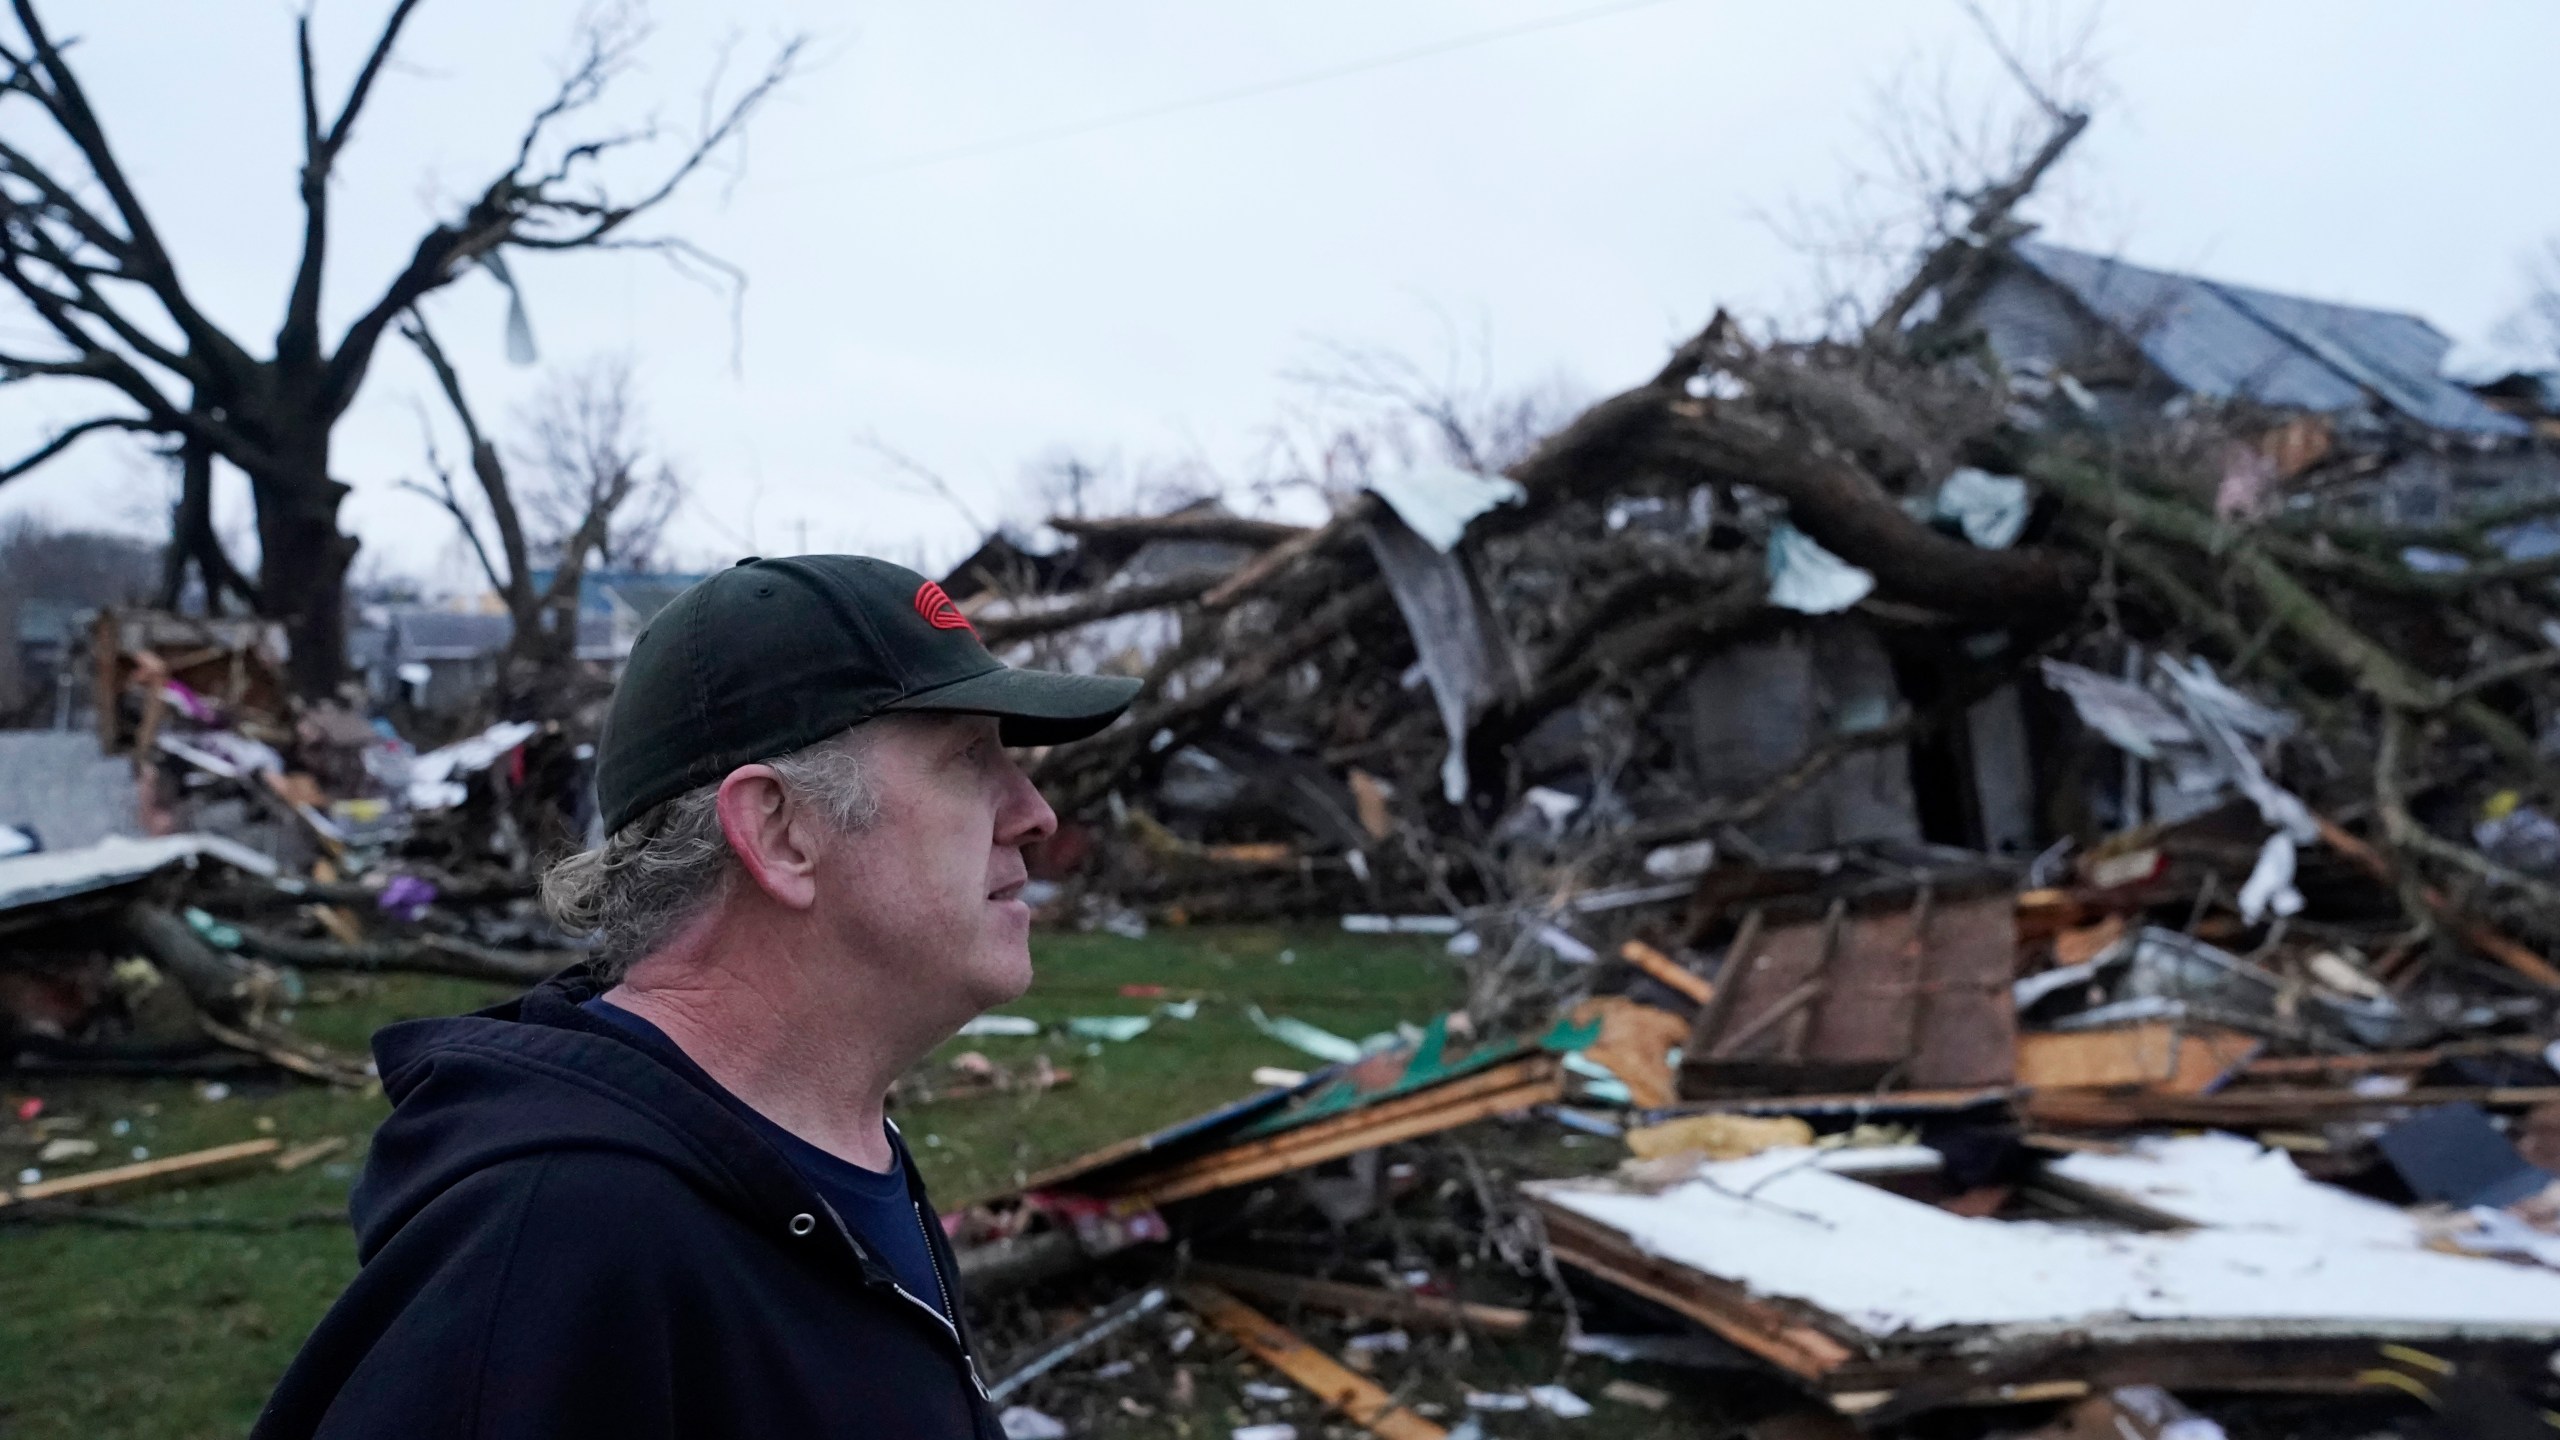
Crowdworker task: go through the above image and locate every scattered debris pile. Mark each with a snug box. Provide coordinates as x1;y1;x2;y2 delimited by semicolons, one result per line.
15;110;2560;1437
923;123;2560;1432
940;953;2560;1438
0;609;602;1088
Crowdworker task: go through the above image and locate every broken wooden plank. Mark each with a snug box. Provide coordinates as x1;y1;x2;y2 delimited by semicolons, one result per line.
2016;1022;2260;1095
273;1136;350;1173
2240;1036;2544;1080
1107;1055;1562;1208
1619;939;1714;1006
2025;1085;2560;1128
1646;1086;2014;1119
1188;1262;1532;1335
199;1015;373;1089
1709;978;1825;1059
1530;1200;1857;1382
1;1137;282;1207
1176;1280;1446;1440
2316;816;2560;989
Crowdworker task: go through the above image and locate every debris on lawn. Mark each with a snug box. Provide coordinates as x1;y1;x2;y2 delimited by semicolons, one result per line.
1;1135;281;1208
941;151;2560;1422
4;613;597;1082
20;104;2560;1438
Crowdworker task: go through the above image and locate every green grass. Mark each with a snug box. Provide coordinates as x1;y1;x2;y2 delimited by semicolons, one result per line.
900;926;1461;1201
0;928;1462;1440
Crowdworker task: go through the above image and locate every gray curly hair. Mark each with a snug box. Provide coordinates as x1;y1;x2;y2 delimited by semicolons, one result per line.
542;726;883;981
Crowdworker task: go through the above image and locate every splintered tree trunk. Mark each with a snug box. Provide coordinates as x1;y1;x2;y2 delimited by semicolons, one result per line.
249;445;360;700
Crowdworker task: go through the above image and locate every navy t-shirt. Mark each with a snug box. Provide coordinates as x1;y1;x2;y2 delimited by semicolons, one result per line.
579;998;949;1319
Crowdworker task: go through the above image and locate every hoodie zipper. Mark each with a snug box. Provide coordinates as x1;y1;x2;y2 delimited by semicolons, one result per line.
814;1197;991;1401
914;1199;987;1398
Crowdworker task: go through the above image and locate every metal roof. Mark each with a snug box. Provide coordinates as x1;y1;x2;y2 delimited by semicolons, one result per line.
2013;241;2528;438
385;609;513;661
0;731;138;852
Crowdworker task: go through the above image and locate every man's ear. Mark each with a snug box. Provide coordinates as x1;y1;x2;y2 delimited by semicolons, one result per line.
716;765;821;910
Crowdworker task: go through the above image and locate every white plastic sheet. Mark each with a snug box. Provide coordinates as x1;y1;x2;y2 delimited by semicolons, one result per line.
1765;522;1875;614
2236;832;2305;923
1934;468;2030;549
405;720;539;811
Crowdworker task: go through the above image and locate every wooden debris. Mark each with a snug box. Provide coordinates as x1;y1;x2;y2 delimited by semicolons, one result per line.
1;1137;281;1207
1682;887;2016;1099
199;1015;372;1089
1599;1378;1670;1411
1103;1054;1562;1209
1175;1280;1446;1440
2016;1021;2261;1095
1347;769;1393;842
2240;1035;2544;1080
1531;1201;1856;1384
2315;816;2560;989
2050;915;2126;968
1618;939;1714;1006
1569;995;1691;1108
1187;1262;1531;1335
2025;1084;2560;1129
274;1136;350;1173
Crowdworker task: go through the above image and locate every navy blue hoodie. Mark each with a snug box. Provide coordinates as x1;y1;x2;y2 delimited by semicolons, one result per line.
254;968;999;1440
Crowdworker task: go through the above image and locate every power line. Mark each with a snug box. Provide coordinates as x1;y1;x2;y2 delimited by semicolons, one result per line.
843;0;1693;180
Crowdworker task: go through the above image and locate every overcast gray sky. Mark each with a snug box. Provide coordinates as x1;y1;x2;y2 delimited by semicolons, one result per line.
3;1;2556;588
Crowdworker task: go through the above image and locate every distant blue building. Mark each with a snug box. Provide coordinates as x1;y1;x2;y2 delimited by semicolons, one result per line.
354;572;706;717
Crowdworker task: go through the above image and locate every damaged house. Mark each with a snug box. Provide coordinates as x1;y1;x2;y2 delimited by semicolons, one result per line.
1945;239;2551;524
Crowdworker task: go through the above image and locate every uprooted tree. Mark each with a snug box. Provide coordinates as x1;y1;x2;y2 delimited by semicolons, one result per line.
0;0;797;695
997;94;2560;1020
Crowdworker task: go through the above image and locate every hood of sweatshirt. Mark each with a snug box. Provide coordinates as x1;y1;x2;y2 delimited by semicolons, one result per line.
354;967;876;1266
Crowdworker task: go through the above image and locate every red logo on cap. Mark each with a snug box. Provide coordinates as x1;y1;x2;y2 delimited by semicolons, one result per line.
914;580;975;635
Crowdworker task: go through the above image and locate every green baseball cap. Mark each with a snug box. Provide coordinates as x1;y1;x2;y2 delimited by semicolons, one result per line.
594;555;1141;834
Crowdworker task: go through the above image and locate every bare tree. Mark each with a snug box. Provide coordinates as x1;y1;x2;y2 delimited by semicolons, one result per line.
0;512;157;718
1760;0;2107;340
2507;239;2560;368
1266;324;1583;503
400;316;681;719
516;360;682;577
0;0;799;694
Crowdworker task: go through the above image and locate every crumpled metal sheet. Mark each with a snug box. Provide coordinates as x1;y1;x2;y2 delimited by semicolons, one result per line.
1363;507;1519;803
2038;659;2190;760
0;832;277;917
2018;925;2427;1051
2041;656;2317;918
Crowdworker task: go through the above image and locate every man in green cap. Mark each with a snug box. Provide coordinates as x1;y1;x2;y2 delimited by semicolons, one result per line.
257;556;1140;1440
